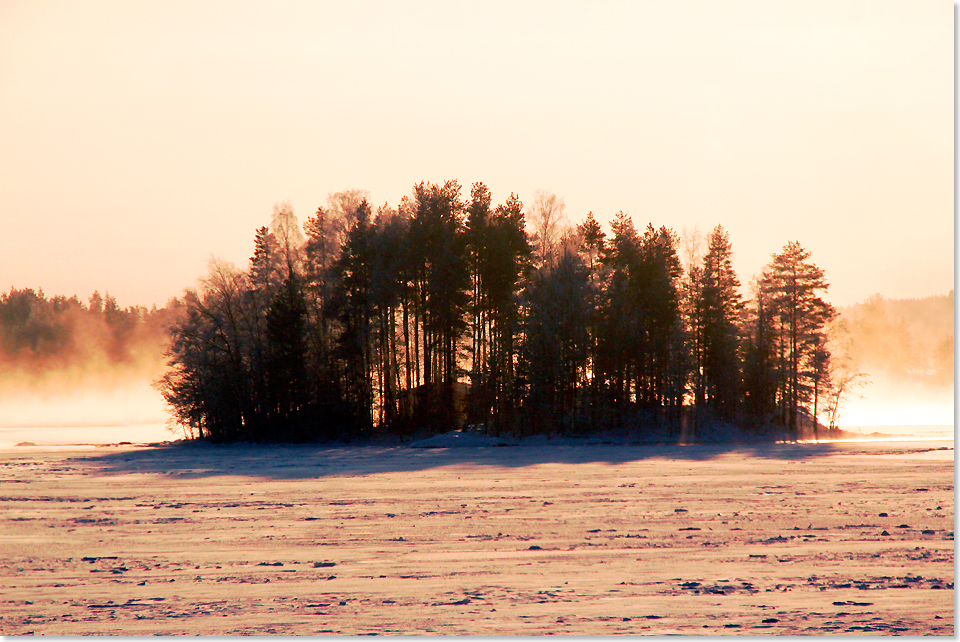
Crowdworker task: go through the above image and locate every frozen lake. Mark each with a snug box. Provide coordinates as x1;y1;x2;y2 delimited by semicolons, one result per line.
1;438;953;635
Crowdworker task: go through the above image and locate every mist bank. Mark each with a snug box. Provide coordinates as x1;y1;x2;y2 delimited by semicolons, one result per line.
0;381;170;449
0;378;947;451
0;288;182;447
840;374;954;428
832;292;954;427
0;287;182;392
836;292;953;385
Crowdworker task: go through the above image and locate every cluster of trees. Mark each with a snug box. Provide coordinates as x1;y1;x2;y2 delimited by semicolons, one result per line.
159;181;840;443
0;287;180;387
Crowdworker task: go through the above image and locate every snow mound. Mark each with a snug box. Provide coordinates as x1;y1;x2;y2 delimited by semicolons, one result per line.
409;430;509;448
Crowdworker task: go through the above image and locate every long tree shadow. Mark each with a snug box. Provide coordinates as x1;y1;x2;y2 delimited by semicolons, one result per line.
69;436;941;481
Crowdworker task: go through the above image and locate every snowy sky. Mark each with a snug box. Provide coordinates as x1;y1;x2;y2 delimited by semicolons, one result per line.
0;0;952;308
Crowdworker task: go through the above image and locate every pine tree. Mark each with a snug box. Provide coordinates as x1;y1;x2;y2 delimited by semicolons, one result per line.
596;211;639;412
576;212;605;273
520;248;592;434
327;200;375;434
466;182;492;404
408;181;470;430
760;241;836;437
740;279;778;429
635;224;685;427
466;188;531;433
574;211;606;419
265;272;308;440
368;204;409;428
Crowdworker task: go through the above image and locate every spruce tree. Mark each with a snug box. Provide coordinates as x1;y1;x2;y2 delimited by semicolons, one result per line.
699;225;743;421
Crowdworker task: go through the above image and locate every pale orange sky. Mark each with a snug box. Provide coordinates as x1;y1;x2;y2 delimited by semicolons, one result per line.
0;0;953;308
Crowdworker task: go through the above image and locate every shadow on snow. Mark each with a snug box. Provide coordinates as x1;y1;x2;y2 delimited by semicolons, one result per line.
68;436;930;481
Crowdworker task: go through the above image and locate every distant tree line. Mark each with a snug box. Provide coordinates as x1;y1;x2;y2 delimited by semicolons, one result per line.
158;181;839;443
0;288;180;386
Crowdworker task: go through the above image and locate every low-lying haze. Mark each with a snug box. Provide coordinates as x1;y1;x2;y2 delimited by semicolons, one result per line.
0;383;169;449
0;284;951;446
